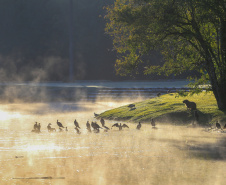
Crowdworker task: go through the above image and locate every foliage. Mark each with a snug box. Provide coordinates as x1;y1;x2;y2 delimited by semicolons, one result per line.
105;0;226;109
105;0;224;76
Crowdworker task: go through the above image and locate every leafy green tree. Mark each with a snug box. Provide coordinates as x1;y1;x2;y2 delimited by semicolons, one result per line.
105;0;226;110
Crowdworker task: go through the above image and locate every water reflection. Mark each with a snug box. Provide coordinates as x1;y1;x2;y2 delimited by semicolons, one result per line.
0;110;21;121
0;101;226;185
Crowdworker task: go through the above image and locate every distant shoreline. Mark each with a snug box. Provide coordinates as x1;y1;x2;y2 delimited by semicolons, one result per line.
0;80;192;103
0;79;191;88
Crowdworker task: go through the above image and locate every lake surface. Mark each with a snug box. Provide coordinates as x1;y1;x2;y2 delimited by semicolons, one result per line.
0;80;190;102
0;81;226;185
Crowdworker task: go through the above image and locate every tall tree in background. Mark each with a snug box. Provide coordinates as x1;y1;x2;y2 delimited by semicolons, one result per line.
105;0;226;110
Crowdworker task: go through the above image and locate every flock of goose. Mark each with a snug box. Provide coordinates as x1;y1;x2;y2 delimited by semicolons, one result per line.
31;107;226;134
31;117;157;134
31;118;226;134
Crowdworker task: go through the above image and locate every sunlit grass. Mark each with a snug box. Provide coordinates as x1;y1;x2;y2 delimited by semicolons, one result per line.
100;92;226;125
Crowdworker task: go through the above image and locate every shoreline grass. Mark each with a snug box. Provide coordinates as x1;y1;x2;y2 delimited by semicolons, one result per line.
99;92;226;126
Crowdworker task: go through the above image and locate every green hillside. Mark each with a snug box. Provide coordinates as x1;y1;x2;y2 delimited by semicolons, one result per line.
99;92;226;125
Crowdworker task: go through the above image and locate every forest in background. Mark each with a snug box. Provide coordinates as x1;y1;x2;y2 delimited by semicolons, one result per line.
0;0;193;82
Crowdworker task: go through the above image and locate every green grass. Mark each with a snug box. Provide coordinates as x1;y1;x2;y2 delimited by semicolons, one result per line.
99;92;226;125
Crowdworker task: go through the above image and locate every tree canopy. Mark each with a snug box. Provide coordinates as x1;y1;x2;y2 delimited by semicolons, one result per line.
105;0;226;110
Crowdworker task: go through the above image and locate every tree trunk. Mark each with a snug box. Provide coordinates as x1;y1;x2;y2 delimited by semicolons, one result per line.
213;83;226;110
203;47;226;110
207;62;226;110
215;20;226;110
221;20;226;68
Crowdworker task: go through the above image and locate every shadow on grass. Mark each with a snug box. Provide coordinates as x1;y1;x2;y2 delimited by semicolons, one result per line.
155;110;213;125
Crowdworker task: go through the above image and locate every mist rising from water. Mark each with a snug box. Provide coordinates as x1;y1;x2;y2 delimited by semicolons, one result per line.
0;99;226;185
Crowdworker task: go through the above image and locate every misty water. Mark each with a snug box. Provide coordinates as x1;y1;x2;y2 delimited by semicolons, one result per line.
0;81;226;185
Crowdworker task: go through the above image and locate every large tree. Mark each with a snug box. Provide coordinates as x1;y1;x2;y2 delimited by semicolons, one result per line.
105;0;226;110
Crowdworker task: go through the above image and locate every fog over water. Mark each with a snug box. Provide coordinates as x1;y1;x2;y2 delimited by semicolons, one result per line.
0;81;226;185
0;80;190;102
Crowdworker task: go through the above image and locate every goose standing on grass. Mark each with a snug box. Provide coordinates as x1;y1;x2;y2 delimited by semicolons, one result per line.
128;104;136;110
136;122;142;130
183;100;197;111
94;113;99;117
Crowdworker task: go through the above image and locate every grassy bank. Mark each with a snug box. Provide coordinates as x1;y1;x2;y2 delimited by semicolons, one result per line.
99;92;226;125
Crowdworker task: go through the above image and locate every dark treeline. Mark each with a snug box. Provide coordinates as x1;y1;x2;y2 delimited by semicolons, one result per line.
0;0;193;82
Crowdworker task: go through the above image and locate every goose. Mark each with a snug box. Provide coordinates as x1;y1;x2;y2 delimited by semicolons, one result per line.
94;113;99;117
151;119;156;127
86;121;92;132
34;122;38;131
216;122;222;130
112;123;129;131
128;104;135;108
47;123;56;132
183;100;197;111
57;120;64;128
91;121;102;132
100;118;109;130
74;119;80;129
136;122;142;130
